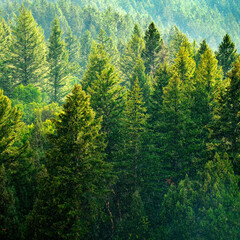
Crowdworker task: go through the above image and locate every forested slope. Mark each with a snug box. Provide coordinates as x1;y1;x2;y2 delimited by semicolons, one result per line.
1;1;240;240
6;0;240;49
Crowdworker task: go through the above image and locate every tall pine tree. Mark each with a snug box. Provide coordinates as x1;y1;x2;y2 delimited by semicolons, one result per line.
47;17;71;104
216;34;237;78
30;85;112;240
142;22;163;74
11;6;48;87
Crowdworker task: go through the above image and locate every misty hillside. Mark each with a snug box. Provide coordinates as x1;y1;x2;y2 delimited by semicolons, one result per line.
7;0;240;49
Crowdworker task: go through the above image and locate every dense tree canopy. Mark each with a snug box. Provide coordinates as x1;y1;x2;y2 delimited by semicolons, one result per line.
0;2;240;240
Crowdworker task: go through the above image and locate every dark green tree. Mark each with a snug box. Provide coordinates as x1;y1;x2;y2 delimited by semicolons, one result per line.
142;22;163;74
195;39;208;66
0;164;19;240
160;153;240;240
216;34;237;78
190;47;222;173
86;58;125;159
114;79;149;239
148;63;171;124
30;85;112;240
211;59;240;174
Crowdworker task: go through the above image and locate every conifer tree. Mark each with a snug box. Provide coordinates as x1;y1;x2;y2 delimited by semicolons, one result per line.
173;43;196;85
114;79;149;238
11;6;48;87
216;34;237;77
0;89;34;239
47;17;71;104
0;164;19;240
195;39;208;66
155;58;198;184
86;59;124;159
120;24;144;83
193;47;222;129
142;22;162;74
148;63;171;125
160;153;240;240
30;85;112;240
167;26;189;63
130;56;150;104
0;18;12;97
96;28;118;62
65;27;81;64
121;79;148;189
79;30;93;77
211;59;240;173
81;43;109;91
191;47;222;172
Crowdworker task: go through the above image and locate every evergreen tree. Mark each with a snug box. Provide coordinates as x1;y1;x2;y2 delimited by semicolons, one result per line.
216;34;237;78
81;43;109;91
11;6;48;86
121;79;148;189
96;28;118;63
0;164;19;240
30;85;112;240
148;63;171;124
47;17;71;104
173;44;196;85
167;26;189;63
130;56;150;104
86;56;124;159
160;153;240;240
190;47;222;173
114;79;149;239
0;89;34;239
211;59;240;174
142;22;162;74
120;24;144;84
0;18;12;96
155;58;197;184
79;30;93;77
195;39;208;66
65;27;81;64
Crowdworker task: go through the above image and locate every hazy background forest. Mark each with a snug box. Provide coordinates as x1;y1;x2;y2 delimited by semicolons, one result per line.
1;0;240;239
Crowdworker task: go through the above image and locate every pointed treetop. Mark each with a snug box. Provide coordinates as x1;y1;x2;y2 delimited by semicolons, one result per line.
133;23;141;38
217;33;237;77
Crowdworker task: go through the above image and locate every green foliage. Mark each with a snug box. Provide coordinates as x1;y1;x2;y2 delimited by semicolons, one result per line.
81;43;110;91
216;34;237;78
10;6;48;87
160;153;240;240
47;17;72;104
210;59;240;174
142;22;162;74
130;56;150;104
0;17;12;97
30;85;112;239
120;24;144;84
190;47;222;174
0;2;240;239
195;39;208;66
0;164;19;240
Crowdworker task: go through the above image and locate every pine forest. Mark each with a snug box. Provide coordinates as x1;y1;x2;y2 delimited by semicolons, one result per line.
0;0;240;239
